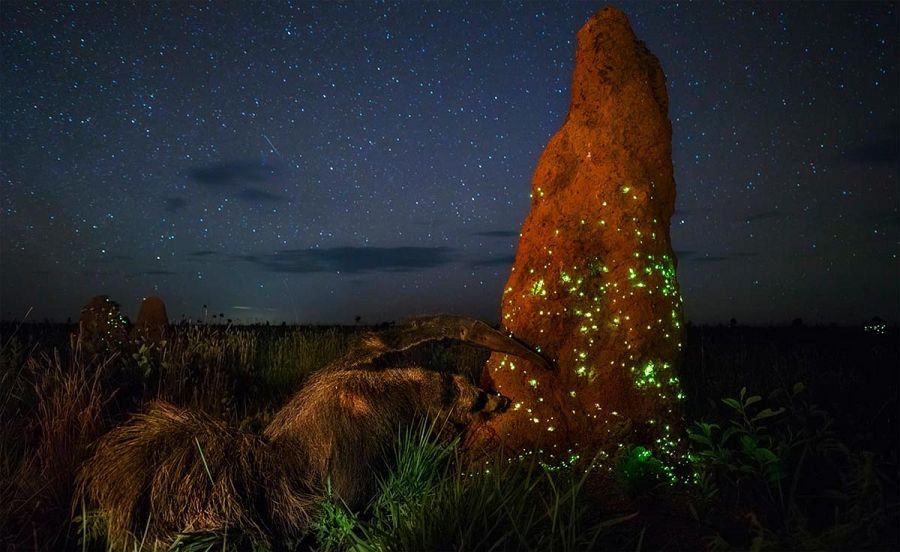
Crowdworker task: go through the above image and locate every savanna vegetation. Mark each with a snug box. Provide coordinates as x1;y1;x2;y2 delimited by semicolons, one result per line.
0;319;896;551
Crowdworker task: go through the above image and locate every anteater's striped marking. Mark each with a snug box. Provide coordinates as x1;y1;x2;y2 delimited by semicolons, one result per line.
440;372;458;407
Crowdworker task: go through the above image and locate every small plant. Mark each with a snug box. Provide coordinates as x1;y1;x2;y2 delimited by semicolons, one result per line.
617;445;670;496
311;485;361;552
131;342;156;379
688;386;787;499
73;504;107;547
688;383;892;549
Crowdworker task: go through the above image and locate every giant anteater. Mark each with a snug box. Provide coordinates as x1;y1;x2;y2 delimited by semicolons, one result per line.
77;315;551;548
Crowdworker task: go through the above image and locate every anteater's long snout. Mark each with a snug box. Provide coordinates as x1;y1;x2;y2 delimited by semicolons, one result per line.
466;321;555;371
495;394;511;413
485;393;512;414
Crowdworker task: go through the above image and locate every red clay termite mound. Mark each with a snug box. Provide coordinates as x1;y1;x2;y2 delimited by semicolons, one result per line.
133;296;169;342
477;7;685;467
79;295;129;346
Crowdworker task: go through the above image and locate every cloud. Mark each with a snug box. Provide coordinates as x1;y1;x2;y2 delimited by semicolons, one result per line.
235;188;290;203
164;197;188;213
472;230;519;238
186;160;278;187
243;246;457;274
143;269;177;275
470;254;516;267
189;250;219;257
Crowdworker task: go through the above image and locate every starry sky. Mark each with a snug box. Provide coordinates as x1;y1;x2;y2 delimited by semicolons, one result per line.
1;1;897;325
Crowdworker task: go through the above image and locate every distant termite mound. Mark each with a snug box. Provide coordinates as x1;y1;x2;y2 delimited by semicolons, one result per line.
476;7;685;465
79;295;130;347
132;296;169;342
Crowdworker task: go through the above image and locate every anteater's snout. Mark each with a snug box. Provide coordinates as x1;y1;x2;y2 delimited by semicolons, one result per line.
495;395;511;413
479;392;512;416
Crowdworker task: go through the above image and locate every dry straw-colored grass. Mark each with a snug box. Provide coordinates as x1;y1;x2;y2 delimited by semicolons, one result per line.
1;335;115;549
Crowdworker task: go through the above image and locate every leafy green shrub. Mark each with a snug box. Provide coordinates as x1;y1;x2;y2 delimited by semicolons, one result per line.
688;387;788;499
312;486;362;551
616;445;670;496
688;383;894;549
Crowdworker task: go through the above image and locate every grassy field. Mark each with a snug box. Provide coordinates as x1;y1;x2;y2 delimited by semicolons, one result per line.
0;320;897;551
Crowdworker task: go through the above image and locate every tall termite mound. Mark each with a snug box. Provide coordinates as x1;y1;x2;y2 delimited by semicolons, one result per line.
133;296;169;342
479;7;685;465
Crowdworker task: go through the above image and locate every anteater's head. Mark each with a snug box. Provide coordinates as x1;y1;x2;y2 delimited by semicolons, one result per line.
440;373;511;426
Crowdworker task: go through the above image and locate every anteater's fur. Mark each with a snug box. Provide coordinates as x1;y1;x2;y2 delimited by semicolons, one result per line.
264;368;509;511
77;402;316;547
77;316;547;548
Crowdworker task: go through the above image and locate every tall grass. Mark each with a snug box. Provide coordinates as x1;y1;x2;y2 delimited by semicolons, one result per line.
314;420;636;552
1;334;117;549
0;322;896;550
254;328;350;402
0;324;349;551
110;325;350;419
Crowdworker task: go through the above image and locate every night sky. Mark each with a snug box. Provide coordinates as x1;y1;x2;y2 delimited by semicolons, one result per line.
2;2;897;326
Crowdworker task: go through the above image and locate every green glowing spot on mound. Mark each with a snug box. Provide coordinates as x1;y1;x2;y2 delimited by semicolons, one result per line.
631;360;676;390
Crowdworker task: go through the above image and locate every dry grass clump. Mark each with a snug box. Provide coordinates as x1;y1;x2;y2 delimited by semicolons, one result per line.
1;337;114;549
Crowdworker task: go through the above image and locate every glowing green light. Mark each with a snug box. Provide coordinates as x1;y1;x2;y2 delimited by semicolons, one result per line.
530;278;546;297
528;378;538;388
621;185;631;194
